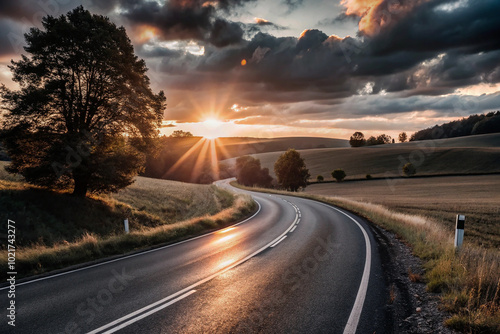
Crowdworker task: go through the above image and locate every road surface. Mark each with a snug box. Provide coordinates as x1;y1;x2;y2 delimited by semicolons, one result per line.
1;180;390;333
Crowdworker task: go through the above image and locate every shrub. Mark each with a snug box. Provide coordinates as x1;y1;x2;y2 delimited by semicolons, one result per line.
366;174;372;180
403;163;416;176
316;175;324;182
331;169;346;182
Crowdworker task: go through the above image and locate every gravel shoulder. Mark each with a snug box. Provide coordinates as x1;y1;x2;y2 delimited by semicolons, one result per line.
370;222;457;333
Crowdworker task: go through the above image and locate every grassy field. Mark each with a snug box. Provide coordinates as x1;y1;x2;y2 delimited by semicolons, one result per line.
232;182;500;333
225;133;500;180
0;161;255;277
306;175;500;249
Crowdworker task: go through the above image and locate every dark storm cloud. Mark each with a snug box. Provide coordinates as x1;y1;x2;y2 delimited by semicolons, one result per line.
151;0;500;123
209;19;244;47
1;0;500;125
368;0;500;55
120;0;253;46
0;2;31;19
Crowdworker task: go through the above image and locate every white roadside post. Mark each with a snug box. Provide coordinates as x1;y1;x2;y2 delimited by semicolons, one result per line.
454;215;465;249
124;219;130;234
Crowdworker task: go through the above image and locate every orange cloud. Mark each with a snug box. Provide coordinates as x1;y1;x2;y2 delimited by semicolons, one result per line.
254;17;270;24
341;0;428;35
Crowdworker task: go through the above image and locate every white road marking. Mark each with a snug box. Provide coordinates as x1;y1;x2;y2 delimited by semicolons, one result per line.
87;199;299;334
315;202;371;334
0;200;262;291
101;290;197;334
290;225;297;233
270;235;287;248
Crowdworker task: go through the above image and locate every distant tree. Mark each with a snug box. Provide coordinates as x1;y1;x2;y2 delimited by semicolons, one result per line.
331;169;346;182
170;130;193;138
274;149;310;191
316;175;324;182
410;111;500;141
349;132;366;147
376;134;392;145
235;156;273;187
366;174;372;179
471;111;500;135
0;7;166;197
366;136;378;146
402;163;416;176
399;132;408;143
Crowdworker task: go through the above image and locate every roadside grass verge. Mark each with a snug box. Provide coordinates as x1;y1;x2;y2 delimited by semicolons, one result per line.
0;160;257;278
0;194;256;278
232;182;500;333
305;174;500;249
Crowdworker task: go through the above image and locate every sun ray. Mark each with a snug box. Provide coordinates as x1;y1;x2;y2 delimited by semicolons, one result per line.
214;137;231;161
191;138;211;182
209;139;220;180
164;137;205;177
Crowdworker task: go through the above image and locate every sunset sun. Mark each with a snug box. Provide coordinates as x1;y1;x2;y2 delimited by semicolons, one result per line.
202;118;224;139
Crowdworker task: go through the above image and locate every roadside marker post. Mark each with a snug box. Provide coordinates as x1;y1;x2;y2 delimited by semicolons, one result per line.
124;219;130;234
454;215;465;249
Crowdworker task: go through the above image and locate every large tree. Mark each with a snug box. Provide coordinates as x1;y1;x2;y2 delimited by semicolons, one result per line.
274;149;310;191
0;7;166;197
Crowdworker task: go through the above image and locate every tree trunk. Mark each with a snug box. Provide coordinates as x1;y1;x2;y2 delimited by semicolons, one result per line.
72;172;89;197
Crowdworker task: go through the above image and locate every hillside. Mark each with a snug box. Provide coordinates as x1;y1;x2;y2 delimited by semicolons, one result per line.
225;133;500;180
0;161;234;247
144;136;348;182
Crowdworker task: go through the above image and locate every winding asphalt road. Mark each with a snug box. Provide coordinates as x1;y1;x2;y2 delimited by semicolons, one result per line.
1;180;390;333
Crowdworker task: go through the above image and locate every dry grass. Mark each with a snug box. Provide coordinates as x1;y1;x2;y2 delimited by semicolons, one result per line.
231;182;500;333
1;195;256;278
306;175;500;249
111;176;235;224
0;161;236;247
0;161;256;277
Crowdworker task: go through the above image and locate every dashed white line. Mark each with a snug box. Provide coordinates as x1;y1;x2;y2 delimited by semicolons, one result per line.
289;225;297;233
87;199;299;334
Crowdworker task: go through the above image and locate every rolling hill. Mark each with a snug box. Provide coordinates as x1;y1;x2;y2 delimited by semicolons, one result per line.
224;133;500;180
144;136;349;182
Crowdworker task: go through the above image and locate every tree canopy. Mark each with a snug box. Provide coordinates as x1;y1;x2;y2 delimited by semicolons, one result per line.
274;149;310;191
170;130;193;138
0;7;166;197
235;156;273;188
410;111;500;141
349;132;366;147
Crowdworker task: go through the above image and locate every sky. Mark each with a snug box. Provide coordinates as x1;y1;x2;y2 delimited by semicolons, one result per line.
1;0;500;139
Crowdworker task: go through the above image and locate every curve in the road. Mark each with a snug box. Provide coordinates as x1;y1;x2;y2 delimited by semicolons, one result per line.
1;180;387;334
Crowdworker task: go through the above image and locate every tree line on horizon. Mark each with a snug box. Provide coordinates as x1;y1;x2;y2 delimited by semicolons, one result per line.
349;111;500;147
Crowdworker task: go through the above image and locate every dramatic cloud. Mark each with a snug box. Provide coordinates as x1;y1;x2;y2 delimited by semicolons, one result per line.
1;0;499;137
341;0;429;36
120;0;254;46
